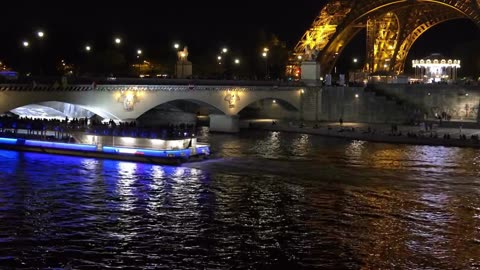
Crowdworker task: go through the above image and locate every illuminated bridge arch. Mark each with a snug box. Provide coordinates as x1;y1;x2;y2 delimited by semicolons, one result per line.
236;97;300;117
293;0;480;75
137;98;227;117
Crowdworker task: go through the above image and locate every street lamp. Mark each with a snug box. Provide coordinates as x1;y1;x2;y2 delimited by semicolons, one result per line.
114;37;121;45
233;58;241;79
22;41;29;48
37;31;45;39
222;47;228;53
85;45;92;52
353;58;358;63
174;43;180;49
262;50;269;79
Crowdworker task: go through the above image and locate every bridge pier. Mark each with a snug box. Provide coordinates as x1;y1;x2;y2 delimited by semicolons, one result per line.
209;114;239;133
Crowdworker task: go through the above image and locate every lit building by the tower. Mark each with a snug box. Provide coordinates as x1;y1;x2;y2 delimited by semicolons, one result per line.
412;53;460;83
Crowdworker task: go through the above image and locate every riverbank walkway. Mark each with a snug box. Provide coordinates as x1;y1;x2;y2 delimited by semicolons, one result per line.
255;121;480;148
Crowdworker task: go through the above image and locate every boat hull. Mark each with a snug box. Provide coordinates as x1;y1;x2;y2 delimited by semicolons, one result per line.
0;137;210;165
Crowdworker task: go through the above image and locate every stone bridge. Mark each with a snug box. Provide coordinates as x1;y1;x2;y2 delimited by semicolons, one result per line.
0;83;305;132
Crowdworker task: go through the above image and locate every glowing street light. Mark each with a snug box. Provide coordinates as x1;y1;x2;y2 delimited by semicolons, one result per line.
85;45;92;52
217;55;222;61
222;47;228;53
37;31;45;39
262;50;269;79
234;58;240;64
137;49;142;55
114;37;121;45
22;41;29;47
174;43;180;49
353;58;358;63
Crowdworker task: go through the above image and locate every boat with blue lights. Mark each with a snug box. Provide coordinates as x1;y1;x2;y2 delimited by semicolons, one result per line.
0;135;210;165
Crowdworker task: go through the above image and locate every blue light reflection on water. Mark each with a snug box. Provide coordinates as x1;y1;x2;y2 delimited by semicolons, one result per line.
0;150;217;268
0;129;480;269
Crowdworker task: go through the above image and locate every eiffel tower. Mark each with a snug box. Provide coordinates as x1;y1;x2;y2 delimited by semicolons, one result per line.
291;0;480;76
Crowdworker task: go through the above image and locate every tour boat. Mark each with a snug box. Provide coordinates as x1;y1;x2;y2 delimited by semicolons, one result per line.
0;135;210;165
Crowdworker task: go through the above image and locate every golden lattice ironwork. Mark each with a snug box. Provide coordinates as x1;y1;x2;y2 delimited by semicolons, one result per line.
291;0;480;77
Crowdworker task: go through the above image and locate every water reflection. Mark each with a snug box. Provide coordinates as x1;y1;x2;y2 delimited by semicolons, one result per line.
1;130;480;268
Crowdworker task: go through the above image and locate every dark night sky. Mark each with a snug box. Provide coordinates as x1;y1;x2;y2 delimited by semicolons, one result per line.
1;1;479;75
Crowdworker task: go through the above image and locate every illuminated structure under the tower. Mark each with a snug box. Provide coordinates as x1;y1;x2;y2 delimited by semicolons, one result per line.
412;54;461;83
288;0;480;78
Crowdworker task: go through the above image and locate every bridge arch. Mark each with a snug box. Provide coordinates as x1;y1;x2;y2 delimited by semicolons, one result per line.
4;101;121;120
136;98;226;117
293;0;480;75
236;97;300;118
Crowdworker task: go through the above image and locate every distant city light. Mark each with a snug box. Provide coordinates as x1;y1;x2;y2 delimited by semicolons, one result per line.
353;58;358;63
262;52;267;57
85;45;91;51
37;31;45;38
114;38;121;44
137;49;142;55
217;56;222;60
174;43;180;49
22;41;29;47
234;58;240;64
222;47;228;53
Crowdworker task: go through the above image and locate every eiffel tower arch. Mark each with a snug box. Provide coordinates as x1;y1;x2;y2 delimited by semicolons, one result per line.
291;0;480;76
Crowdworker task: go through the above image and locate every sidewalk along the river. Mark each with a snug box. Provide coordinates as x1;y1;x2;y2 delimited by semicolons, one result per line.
252;121;480;148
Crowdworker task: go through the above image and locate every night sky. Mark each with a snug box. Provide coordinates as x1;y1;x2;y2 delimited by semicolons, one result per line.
1;1;479;76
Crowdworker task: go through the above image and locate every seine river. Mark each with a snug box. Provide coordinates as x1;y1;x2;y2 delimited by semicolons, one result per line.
0;128;479;269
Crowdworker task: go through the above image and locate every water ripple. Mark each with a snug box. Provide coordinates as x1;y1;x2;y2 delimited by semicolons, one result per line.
0;130;479;268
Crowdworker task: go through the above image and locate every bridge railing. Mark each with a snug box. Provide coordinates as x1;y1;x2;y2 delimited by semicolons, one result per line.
0;76;305;88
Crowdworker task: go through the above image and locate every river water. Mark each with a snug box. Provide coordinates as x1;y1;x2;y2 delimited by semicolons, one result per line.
0;128;479;269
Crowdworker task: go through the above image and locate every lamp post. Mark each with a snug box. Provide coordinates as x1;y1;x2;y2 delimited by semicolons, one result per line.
173;43;181;78
220;47;229;79
233;58;240;79
83;44;92;75
21;40;30;75
36;30;46;75
262;48;269;80
300;89;305;122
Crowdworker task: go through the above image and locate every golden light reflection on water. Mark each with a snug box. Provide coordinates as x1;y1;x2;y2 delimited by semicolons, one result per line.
345;143;467;173
250;131;282;159
291;134;311;157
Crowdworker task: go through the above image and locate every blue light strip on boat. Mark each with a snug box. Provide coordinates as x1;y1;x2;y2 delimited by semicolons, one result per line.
103;146;191;158
0;137;210;159
0;138;18;145
24;140;97;151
